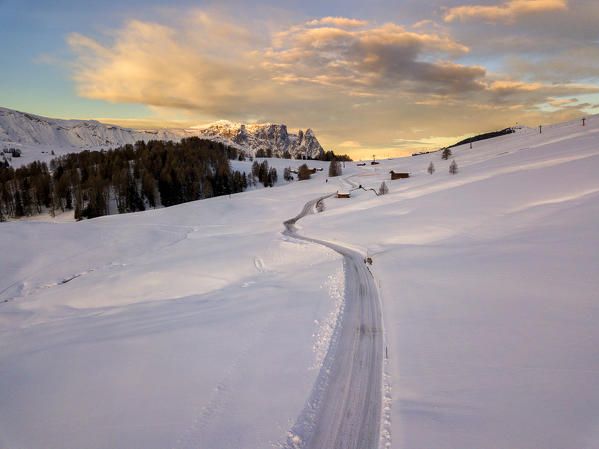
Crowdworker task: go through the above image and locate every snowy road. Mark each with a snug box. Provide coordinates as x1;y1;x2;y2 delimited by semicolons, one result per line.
283;195;383;449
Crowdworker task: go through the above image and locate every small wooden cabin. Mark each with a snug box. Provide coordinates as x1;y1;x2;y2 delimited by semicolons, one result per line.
336;191;351;198
390;170;410;180
371;161;379;165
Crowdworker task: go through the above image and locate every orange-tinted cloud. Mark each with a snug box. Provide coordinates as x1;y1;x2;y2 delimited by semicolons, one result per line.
66;11;597;158
267;21;476;95
305;17;369;28
444;0;568;24
549;98;578;107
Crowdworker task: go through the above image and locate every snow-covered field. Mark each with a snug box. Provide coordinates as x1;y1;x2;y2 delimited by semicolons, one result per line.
1;116;598;448
298;117;599;449
0;162;344;449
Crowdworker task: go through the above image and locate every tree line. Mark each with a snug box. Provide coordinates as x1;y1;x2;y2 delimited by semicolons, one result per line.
0;138;249;221
252;148;352;162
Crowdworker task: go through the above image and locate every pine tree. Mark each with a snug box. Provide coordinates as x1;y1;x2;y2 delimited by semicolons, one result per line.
449;160;458;174
427;161;435;174
65;188;73;210
442;148;452;160
298;164;311;180
14;190;25;217
267;167;278;187
141;171;157;208
259;160;269;186
379;181;389;195
328;159;342;177
252;161;260;179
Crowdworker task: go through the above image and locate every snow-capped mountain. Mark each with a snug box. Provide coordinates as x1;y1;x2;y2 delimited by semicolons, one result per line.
195;121;324;159
0;107;324;166
0;107;191;149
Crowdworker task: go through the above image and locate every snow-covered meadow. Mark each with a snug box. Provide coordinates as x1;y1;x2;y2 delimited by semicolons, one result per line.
0;161;343;449
1;116;598;448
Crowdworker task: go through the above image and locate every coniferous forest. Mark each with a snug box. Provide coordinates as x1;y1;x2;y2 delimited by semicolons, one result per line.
0;138;249;221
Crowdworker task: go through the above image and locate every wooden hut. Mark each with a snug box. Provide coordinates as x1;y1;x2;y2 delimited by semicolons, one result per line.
390;170;410;180
336;191;351;198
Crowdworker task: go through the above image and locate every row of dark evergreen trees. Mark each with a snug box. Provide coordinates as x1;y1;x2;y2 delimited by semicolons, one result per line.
253;148;352;161
0;138;249;221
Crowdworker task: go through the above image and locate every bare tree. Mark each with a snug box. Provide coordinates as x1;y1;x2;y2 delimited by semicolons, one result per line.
427;161;435;174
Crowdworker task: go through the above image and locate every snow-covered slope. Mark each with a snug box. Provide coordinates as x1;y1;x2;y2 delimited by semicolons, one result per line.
0;107;193;162
1;115;598;449
298;115;599;449
0;107;325;167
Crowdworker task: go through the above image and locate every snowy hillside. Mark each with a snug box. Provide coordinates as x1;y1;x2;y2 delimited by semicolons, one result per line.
1;115;598;449
0;107;325;167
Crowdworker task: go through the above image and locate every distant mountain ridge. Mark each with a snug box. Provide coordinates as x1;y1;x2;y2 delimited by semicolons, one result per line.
0;107;324;166
196;120;324;159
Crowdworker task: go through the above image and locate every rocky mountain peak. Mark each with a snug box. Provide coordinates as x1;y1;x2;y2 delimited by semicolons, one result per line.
196;121;324;159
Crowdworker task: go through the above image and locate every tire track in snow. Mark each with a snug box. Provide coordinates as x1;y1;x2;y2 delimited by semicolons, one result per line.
282;193;383;449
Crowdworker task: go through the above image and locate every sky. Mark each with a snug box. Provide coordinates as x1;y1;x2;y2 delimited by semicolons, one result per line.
1;0;598;158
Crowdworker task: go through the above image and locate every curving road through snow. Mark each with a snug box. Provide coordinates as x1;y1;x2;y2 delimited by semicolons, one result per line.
283;194;383;449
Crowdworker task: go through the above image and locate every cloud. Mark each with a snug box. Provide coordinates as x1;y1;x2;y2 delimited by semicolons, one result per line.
393;138;434;144
411;20;436;29
306;17;369;29
33;53;60;65
67;18;278;117
66;10;598;157
267;21;477;94
338;140;362;147
68;14;480;114
444;0;568;24
505;46;599;83
548;98;578;107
